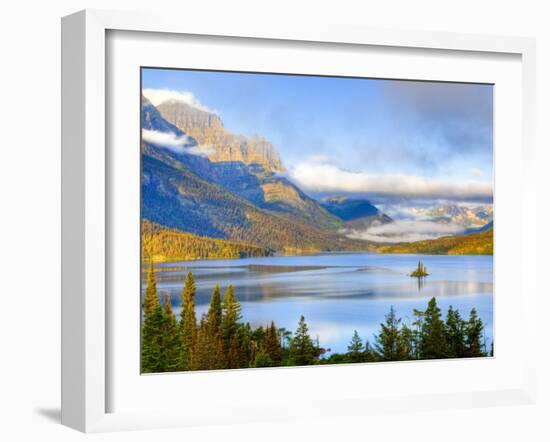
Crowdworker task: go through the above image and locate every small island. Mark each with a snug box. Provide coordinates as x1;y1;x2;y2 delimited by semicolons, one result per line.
410;261;429;277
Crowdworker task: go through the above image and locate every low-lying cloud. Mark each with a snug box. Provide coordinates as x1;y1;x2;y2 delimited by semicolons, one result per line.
347;220;463;243
142;88;216;114
142;129;213;157
289;162;492;203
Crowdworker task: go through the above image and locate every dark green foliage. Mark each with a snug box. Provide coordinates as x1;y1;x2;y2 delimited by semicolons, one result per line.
207;285;222;333
221;285;241;347
445;306;467;358
141;264;170;373
347;330;364;363
161;294;182;371
375;306;410;361
465;308;486;357
142;278;490;373
264;322;282;366
237;324;253;368
420;297;449;359
363;341;376;362
251;351;273;368
141;304;168;373
143;263;159;316
141;293;181;373
179;272;197;370
289;315;317;366
227;335;241;369
189;316;211;371
399;323;415;360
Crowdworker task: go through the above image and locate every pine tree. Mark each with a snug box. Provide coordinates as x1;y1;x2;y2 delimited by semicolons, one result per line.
237;323;253;368
363;340;376;362
264;321;282;366
207;284;222;334
212;333;226;369
251;351;273;368
375;306;408;361
465;308;485;357
141;262;164;373
289;315;317;366
190;316;212;370
143;263;159;316
420;297;449;359
410;309;424;359
221;285;241;347
399;323;415;360
445;306;466;358
179;272;197;370
161;294;181;371
141;304;166;373
206;285;225;369
227;334;241;369
347;330;364;363
278;327;292;349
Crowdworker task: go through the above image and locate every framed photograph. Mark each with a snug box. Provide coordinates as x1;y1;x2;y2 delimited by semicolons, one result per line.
61;9;537;432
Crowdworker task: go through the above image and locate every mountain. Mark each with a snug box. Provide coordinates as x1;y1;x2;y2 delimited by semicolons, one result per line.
321;196;393;229
259;177;343;230
156;99;285;172
407;204;493;229
376;227;493;255
141;97;371;255
149;97;340;229
142;149;369;254
463;220;493;235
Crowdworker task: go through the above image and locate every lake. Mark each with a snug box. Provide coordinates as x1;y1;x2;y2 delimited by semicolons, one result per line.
144;253;494;355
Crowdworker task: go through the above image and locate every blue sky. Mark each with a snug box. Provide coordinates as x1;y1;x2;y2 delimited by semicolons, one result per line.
142;68;493;207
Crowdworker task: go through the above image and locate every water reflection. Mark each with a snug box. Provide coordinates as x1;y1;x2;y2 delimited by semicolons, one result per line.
417;276;425;292
142;253;493;353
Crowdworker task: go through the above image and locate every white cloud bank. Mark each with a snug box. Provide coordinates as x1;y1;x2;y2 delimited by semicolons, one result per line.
289;162;492;202
347;220;463;243
142;129;214;157
142;88;217;114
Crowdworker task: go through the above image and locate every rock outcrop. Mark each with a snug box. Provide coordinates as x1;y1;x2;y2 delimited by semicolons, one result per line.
156;100;285;172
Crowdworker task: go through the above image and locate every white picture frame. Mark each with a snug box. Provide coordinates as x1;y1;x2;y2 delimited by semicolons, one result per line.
61;9;537;433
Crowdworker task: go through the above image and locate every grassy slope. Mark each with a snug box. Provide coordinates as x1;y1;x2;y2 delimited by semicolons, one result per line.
376;228;493;255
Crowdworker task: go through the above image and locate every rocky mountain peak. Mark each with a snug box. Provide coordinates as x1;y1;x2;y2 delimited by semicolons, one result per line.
156;99;284;173
157;99;224;131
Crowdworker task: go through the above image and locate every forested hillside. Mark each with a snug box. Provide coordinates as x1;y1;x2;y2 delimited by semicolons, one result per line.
142;220;272;261
376;227;493;255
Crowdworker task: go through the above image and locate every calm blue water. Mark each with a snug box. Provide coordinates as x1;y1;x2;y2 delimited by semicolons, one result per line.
144;253;493;354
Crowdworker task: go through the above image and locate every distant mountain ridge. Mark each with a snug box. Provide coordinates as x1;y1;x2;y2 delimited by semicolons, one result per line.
407;204;493;229
321;196;393;229
463;220;493;235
